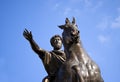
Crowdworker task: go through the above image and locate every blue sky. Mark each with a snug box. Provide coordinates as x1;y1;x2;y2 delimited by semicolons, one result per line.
0;0;120;82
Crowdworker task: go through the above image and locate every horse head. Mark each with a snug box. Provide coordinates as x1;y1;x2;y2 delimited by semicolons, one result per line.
58;17;80;46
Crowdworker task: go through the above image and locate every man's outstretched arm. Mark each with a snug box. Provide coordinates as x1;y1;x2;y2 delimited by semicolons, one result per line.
23;29;45;57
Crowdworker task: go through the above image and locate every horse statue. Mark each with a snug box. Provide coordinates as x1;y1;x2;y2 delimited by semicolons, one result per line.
55;18;104;82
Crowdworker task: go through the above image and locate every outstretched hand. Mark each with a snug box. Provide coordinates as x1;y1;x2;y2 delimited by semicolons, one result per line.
23;29;33;41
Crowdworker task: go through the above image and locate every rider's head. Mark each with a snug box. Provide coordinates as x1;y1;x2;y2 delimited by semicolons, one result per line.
50;35;62;50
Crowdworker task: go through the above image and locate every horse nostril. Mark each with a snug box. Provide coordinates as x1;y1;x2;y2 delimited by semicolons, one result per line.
71;32;74;36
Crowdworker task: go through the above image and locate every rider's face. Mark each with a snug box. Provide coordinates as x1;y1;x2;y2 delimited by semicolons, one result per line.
53;37;62;49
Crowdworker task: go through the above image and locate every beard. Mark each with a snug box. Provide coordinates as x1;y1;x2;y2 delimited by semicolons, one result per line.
54;44;62;49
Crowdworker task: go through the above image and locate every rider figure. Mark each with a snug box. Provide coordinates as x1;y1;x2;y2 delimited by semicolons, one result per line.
23;29;66;82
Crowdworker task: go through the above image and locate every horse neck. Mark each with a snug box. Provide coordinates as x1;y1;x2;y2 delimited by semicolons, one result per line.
64;41;83;60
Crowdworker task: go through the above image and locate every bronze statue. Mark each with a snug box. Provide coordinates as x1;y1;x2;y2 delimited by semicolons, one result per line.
23;29;66;82
23;17;104;82
55;18;104;82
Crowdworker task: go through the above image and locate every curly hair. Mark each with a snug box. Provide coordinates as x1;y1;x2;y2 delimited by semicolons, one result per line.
50;35;62;47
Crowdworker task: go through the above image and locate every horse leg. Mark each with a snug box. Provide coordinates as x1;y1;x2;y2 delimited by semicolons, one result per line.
72;65;85;82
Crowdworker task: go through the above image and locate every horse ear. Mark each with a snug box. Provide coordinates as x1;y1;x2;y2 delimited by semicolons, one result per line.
65;18;70;25
72;17;75;24
58;25;65;29
58;18;70;29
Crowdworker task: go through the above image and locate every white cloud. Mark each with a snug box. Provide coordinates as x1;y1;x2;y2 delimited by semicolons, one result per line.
63;8;81;17
111;16;120;28
70;0;82;3
52;3;60;11
117;7;120;14
91;1;103;12
96;17;109;31
51;0;103;18
83;0;103;12
111;8;120;29
54;3;59;9
98;35;110;44
96;7;120;30
84;0;92;7
63;8;72;15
